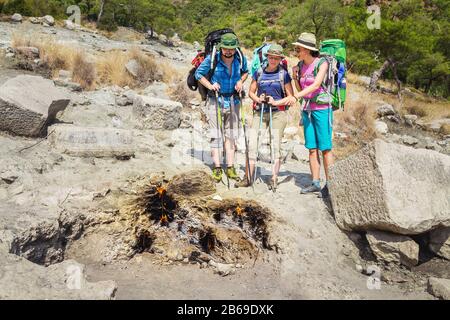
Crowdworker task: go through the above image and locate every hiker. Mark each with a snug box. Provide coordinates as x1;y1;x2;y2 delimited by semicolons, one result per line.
235;44;296;190
195;33;249;183
292;32;334;198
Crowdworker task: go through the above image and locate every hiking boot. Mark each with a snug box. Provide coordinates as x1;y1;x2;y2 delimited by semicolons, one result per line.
211;167;223;183
226;167;241;181
235;178;251;188
318;184;330;198
301;183;321;194
268;178;278;192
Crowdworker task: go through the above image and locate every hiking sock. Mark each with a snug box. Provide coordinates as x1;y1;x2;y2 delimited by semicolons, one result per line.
312;179;321;189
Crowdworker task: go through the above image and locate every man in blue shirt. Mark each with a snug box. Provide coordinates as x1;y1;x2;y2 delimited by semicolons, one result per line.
195;33;249;183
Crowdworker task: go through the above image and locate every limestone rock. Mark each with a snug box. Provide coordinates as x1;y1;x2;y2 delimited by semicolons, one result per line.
0;75;70;137
0;248;116;299
329;139;450;235
376;104;395;117
42;15;55;26
48;124;135;158
125;59;139;78
11;13;22;23
427;277;450;300
404;114;418;126
132;95;182;130
374;120;388;135
429;227;450;260
366;231;419;268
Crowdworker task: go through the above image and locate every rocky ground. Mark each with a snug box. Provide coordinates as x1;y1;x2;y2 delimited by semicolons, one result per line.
0;20;449;300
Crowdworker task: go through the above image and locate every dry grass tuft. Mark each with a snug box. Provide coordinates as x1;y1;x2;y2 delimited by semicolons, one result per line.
72;51;96;90
404;105;428;118
12;33;75;76
440;124;450;135
128;47;162;84
168;80;197;107
333;100;377;159
96;50;134;87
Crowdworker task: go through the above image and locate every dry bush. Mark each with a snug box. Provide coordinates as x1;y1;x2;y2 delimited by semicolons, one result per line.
0;15;11;22
128;47;162;84
96;50;134;87
404;104;428;118
109;27;144;42
440;124;450;135
334;101;377;159
12;33;75;76
168;80;197;107
72;51;97;90
160;61;182;84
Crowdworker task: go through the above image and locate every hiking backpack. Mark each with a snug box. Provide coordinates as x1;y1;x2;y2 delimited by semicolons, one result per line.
297;39;347;111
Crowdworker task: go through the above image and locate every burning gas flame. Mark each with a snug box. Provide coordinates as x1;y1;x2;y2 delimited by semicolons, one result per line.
160;213;168;225
156;186;166;198
236;205;243;217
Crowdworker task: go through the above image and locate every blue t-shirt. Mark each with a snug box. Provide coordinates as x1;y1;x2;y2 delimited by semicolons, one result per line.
253;67;291;102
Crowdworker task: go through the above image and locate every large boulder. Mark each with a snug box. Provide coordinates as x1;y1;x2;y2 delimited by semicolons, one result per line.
429;227;450;260
48;124;135;158
366;231;419;268
329;139;450;235
0;75;70;137
132;95;182;130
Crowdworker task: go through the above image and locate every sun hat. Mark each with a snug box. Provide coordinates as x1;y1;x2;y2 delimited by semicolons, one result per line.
219;33;239;49
292;32;319;51
264;44;285;58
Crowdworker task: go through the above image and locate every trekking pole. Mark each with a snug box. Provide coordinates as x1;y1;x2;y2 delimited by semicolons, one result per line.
215;91;230;189
268;101;273;188
240;91;253;188
253;99;265;186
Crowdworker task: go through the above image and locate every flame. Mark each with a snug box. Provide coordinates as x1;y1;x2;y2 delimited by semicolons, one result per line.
160;213;168;225
236;206;243;217
156;186;166;198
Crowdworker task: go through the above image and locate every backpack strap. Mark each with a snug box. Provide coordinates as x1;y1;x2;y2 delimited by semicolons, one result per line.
207;51;220;80
256;67;263;87
278;66;286;98
258;46;264;68
297;60;304;84
236;48;244;74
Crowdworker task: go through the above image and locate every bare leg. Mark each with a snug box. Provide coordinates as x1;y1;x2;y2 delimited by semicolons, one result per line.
272;159;281;182
322;150;334;181
211;146;221;168
309;149;321;180
225;138;235;166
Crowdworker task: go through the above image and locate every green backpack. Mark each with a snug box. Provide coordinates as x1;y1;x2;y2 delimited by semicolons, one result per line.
297;39;347;111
